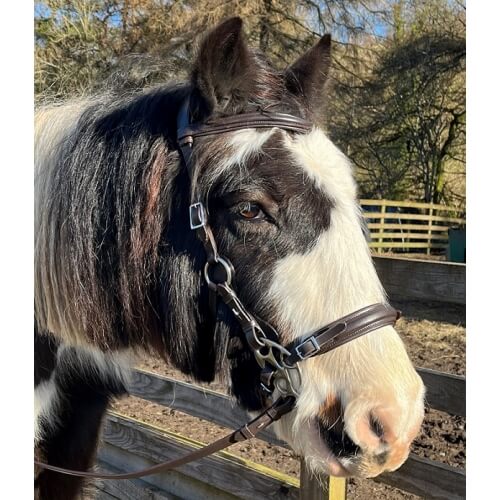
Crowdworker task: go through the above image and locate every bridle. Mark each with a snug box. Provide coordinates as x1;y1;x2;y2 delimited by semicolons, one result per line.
176;98;399;401
35;98;400;481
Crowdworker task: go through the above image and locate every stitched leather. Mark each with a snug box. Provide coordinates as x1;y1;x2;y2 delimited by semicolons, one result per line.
177;111;313;144
285;304;400;365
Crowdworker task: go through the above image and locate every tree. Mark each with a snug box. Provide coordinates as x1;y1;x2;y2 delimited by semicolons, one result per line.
330;0;465;206
34;0;466;208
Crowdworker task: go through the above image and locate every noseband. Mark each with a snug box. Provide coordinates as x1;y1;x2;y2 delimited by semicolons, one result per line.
35;98;400;481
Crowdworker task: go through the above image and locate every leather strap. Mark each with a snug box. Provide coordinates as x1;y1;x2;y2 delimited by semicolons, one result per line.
285;304;400;365
177;101;313;357
35;396;295;480
178;111;312;145
176;100;312;185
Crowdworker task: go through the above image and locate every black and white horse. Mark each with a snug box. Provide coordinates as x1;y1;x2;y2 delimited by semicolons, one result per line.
34;18;424;500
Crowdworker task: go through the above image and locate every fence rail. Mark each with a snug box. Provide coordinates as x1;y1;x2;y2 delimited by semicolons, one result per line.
99;412;298;500
360;199;465;255
373;255;465;305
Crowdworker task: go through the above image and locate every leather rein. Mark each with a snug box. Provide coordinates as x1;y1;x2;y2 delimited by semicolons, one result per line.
35;99;400;480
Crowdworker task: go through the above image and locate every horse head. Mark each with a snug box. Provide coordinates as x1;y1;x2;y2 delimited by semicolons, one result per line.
171;18;425;478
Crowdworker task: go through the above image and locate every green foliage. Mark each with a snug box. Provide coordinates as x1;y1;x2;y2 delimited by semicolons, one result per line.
34;0;466;208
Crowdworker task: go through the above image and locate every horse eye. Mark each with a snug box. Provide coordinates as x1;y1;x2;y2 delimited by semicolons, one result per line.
238;202;265;220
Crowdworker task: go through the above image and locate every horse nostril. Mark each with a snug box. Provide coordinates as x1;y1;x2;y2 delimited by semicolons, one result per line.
369;413;385;439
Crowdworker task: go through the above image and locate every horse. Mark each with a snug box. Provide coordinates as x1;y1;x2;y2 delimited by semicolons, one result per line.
34;17;425;500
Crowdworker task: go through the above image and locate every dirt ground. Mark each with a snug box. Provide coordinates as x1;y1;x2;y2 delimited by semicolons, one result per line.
111;299;465;499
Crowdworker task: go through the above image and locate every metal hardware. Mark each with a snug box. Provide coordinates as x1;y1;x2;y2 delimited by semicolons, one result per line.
203;257;234;290
189;202;207;230
260;382;273;395
273;364;302;398
294;336;320;360
254;338;302;398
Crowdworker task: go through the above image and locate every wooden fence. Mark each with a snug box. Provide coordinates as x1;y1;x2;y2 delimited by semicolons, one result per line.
96;367;465;500
373;255;465;305
95;258;466;500
360;199;465;255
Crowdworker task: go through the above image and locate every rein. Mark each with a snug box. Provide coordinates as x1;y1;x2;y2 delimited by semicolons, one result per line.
34;99;400;480
35;396;295;480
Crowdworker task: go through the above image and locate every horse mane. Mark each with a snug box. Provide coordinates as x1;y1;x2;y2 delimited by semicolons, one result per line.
34;49;290;384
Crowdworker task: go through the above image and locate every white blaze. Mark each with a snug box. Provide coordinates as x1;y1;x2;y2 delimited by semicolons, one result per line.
265;128;424;474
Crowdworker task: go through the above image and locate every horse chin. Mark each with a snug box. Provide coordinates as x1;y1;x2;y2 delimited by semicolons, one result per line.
285;418;409;479
275;411;385;479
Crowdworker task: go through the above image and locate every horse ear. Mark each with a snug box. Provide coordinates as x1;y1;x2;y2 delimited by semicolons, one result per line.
191;17;255;114
284;34;331;108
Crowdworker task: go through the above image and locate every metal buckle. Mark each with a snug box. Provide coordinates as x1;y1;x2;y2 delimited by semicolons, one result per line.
189;202;207;230
295;336;320;360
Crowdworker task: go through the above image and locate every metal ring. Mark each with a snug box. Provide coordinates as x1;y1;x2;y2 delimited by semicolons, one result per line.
203;256;233;291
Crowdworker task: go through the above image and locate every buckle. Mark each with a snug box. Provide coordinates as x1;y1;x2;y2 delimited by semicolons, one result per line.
295;336;320;360
189;202;207;230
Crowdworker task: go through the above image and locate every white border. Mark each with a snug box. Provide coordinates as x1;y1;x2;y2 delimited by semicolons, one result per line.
467;2;499;497
0;2;484;497
0;2;33;497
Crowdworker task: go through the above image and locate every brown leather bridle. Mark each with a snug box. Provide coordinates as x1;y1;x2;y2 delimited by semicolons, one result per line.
35;99;400;480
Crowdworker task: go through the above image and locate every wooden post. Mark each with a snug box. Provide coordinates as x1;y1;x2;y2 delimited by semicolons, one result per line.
378;202;386;254
300;460;347;500
427;206;434;255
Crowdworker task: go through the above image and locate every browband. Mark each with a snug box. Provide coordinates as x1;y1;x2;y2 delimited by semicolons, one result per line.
177;97;313;152
178;111;313;146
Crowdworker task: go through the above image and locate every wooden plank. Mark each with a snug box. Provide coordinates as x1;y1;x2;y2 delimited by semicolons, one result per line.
101;412;299;500
373;256;465;304
329;478;347;500
377;203;386;254
368;242;447;249
376;251;447;255
367;223;450;232
369;232;449;240
299;460;328;500
129;366;463;426
377;454;465;500
94;479;173;500
363;213;464;224
126;369;288;449
94;460;180;499
99;444;235;500
361;199;463;213
416;368;465;417
427;207;434;255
